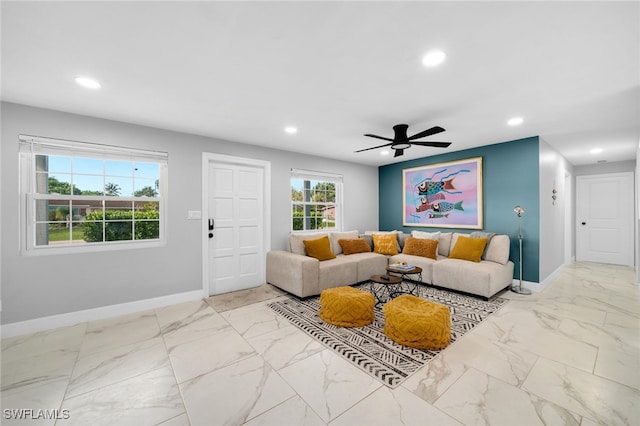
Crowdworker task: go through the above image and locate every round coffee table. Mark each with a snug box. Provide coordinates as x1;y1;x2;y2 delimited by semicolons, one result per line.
369;274;403;306
386;265;423;295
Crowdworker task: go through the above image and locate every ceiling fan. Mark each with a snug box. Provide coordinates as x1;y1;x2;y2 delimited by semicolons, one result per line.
355;124;451;157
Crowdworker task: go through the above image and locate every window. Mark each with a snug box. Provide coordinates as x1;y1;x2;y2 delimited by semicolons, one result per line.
290;169;342;232
19;135;168;254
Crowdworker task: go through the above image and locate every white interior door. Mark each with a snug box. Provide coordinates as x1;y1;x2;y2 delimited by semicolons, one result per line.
576;172;634;266
205;155;269;296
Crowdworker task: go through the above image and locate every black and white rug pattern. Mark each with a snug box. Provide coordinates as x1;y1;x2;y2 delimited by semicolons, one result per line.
268;282;508;388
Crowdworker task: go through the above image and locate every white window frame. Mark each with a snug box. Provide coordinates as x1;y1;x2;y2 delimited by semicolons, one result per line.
18;135;168;255
290;168;343;232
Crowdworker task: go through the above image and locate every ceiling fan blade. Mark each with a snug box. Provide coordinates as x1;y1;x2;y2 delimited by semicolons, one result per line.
394;149;404;157
410;141;452;148
364;134;395;142
408;126;446;140
354;142;393;153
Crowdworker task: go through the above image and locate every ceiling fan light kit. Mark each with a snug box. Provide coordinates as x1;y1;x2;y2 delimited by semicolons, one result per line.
356;123;452;157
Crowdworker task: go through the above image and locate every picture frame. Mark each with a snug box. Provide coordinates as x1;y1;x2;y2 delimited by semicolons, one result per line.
403;157;483;228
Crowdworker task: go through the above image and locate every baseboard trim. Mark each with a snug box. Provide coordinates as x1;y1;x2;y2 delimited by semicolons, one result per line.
510;263;566;293
1;289;205;339
511;278;540;293
539;263;566;292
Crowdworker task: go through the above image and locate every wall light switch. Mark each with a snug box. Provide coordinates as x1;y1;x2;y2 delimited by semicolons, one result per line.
188;210;202;220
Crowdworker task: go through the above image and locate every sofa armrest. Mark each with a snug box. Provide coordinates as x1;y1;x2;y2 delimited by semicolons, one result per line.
266;250;320;297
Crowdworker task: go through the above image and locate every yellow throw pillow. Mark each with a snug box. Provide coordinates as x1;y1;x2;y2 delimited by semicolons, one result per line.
449;236;488;262
303;235;336;261
402;237;438;260
338;238;371;255
372;233;399;255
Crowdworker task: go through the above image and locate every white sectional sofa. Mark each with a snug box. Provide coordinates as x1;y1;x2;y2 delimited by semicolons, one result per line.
266;230;515;299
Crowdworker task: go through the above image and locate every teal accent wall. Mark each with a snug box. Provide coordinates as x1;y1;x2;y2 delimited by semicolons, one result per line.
379;137;540;282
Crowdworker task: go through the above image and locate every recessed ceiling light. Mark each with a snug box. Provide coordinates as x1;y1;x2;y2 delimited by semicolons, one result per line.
422;50;446;67
75;76;101;89
380;150;390;156
507;117;523;126
284;126;298;134
590;148;603;154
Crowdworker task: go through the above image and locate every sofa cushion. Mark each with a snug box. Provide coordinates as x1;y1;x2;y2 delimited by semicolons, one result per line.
483;234;510;265
346;252;389;283
411;230;452;256
397;232;407;251
450;233;467;253
402;236;438;259
365;230;402;251
359;234;372;249
470;231;496;258
432;258;514;299
372;233;399;255
303;235;336;261
329;230;359;255
411;230;440;240
437;232;453;256
318;256;358;291
339;238;371;255
289;232;328;255
449;236;488;263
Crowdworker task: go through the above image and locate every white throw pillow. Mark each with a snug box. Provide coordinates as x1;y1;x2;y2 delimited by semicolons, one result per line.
411;230;440;240
438;232;453;256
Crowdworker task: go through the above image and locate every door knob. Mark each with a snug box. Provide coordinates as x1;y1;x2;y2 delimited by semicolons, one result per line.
581;222;586;225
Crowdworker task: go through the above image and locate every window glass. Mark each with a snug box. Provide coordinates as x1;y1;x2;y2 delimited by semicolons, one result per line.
134;162;159;179
104;177;133;197
290;174;341;232
47;155;71;173
75;175;104;195
20;136;167;253
105;160;133;177
73;157;103;175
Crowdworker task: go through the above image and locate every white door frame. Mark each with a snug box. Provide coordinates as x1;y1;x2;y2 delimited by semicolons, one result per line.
202;153;271;296
564;171;573;265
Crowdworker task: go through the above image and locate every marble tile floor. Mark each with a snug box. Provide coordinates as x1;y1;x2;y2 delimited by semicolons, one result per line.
2;262;639;426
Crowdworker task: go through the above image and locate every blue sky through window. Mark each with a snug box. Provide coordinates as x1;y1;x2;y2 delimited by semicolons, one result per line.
46;155;159;196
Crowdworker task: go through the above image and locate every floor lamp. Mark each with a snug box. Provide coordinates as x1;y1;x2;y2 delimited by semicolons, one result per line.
511;205;532;295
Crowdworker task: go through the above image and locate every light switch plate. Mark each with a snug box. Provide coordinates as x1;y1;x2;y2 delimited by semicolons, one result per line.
188;210;202;220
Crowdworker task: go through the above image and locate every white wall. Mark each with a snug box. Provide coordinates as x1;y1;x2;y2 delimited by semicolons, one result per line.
1;102;379;324
539;139;574;282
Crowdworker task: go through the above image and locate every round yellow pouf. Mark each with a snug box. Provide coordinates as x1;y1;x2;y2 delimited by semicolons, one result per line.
382;294;451;350
319;286;375;327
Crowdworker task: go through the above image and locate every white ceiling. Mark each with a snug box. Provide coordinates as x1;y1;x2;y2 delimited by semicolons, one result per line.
2;1;639;166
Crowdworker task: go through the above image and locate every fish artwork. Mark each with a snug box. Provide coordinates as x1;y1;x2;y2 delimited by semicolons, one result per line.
426;193;446;203
416;200;464;213
404;159;480;227
416;178;456;196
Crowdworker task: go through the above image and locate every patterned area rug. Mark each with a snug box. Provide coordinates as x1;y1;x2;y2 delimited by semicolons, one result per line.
268;282;508;388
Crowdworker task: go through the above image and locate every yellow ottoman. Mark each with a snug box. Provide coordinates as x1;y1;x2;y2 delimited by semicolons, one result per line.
319;286;375;327
382;295;451;350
